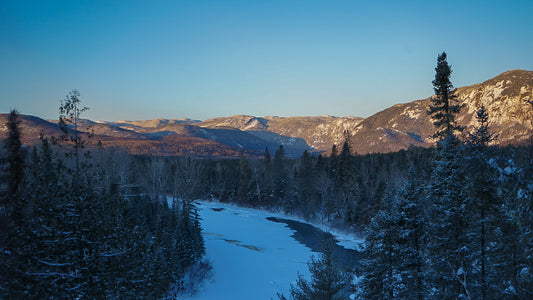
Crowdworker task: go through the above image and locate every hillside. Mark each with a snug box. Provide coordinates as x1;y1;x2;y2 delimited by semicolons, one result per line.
348;69;533;154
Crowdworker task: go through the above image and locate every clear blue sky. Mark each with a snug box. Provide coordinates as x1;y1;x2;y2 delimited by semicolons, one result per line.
1;0;532;121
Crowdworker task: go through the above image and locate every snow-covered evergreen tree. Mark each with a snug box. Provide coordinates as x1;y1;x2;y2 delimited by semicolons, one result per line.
395;166;427;300
279;241;348;300
0;109;30;297
296;150;317;218
465;105;501;299
360;191;401;299
426;52;471;298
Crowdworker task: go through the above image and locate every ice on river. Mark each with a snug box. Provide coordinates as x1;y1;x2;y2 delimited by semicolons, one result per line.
182;200;362;300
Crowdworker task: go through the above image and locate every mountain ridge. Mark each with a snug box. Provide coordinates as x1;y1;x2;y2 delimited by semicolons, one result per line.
1;69;532;157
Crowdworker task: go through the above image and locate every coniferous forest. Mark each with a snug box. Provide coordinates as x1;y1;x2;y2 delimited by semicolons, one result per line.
0;93;208;298
1;53;532;299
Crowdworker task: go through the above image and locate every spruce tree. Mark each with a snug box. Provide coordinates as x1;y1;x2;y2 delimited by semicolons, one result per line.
427;52;465;143
4;109;25;200
279;241;348;300
336;131;354;189
238;155;252;203
396;166;427;300
297;150;316;218
262;146;273;205
1;109;30;297
273;145;287;205
361;190;402;299
426;52;471;298
334;132;356;222
513;98;533;298
467;105;499;299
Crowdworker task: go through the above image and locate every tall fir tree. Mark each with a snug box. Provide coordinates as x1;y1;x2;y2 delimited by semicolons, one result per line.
296;150;316;218
466;105;500;299
361;190;401;299
261;146;273;205
4;109;25;200
427;52;465;143
237;154;252;203
426;52;471;298
395;166;427;300
273;145;287;205
1;109;30;297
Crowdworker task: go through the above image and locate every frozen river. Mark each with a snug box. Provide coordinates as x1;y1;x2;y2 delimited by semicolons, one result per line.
184;201;361;300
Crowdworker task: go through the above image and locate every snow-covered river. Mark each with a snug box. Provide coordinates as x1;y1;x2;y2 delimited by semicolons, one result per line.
185;201;362;300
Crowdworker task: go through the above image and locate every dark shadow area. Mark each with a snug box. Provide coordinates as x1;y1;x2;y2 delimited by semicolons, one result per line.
266;217;360;271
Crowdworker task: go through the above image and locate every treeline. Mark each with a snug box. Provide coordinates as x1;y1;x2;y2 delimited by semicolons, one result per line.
131;140;432;226
0;92;207;298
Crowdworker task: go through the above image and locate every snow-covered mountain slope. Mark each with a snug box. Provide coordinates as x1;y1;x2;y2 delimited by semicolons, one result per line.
196;115;364;152
348;69;533;154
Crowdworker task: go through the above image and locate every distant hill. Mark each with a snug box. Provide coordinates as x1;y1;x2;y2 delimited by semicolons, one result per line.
0;114;260;158
1;69;531;157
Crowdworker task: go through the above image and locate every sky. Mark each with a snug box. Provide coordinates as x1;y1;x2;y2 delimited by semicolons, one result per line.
1;0;532;122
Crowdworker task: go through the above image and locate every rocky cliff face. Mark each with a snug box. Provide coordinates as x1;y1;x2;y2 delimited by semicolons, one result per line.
196;115;364;152
348;69;533;154
457;69;533;144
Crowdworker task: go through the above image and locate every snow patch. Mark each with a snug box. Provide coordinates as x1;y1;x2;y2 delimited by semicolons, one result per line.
401;108;422;119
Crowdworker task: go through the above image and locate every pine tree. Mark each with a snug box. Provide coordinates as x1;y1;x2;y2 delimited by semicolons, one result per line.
466;105;500;299
296;150;316;218
396;166;427;300
427;52;465;143
336;131;354;188
512;98;533;298
238;155;252;203
262;146;273;205
426;52;471;298
1;109;30;297
492;159;529;299
334;132;356;222
279;241;348;300
361;191;402;300
4;109;25;200
273;145;287;205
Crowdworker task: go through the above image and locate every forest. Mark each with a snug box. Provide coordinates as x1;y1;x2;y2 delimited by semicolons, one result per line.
1;53;532;299
0;94;208;298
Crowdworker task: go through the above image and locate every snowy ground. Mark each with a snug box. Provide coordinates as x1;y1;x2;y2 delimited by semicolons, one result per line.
181;200;363;300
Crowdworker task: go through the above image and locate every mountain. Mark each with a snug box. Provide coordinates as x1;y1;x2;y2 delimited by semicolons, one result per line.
0;114;65;144
196;115;364;155
1;69;531;157
0;114;261;158
111;116;315;157
348;69;533;154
